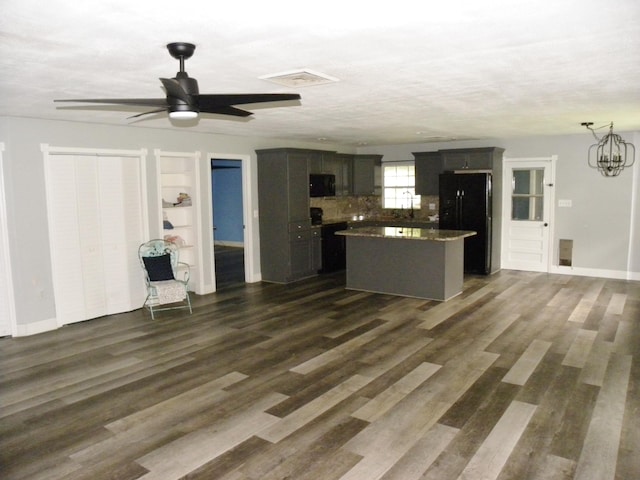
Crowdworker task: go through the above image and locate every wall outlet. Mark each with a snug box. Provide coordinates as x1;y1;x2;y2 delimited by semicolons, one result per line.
558;199;572;207
428;203;436;210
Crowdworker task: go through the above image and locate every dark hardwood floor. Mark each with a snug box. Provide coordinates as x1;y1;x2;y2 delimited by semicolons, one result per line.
214;246;245;290
1;270;638;480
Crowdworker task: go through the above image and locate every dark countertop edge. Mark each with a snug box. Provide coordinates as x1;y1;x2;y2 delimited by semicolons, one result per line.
336;227;476;241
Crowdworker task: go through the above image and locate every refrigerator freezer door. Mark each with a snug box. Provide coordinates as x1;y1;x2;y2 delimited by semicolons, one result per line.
439;173;492;274
459;173;491;274
438;174;460;229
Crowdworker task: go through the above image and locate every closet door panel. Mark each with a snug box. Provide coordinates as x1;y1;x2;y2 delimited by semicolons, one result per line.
46;155;87;324
76;157;106;318
120;156;146;307
98;156;129;314
98;156;145;313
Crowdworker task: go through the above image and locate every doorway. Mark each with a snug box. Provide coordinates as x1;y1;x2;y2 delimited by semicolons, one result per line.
211;158;245;289
501;156;557;272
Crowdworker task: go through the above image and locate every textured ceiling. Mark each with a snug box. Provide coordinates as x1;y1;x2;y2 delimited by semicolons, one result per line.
1;0;639;147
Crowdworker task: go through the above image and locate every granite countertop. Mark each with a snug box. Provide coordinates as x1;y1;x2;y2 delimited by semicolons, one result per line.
336;226;476;241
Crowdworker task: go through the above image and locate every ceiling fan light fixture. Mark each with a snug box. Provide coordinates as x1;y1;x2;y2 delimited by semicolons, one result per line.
169;110;198;120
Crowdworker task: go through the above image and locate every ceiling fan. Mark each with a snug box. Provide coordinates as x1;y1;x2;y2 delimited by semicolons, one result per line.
55;42;301;120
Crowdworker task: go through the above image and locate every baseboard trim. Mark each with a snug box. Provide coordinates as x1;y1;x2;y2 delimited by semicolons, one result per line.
15;317;58;337
550;265;639;281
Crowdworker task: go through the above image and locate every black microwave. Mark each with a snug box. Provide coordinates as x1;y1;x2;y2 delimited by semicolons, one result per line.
309;174;336;197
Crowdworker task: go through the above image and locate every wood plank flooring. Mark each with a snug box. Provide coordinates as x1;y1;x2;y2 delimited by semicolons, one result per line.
214;246;245;291
1;270;638;480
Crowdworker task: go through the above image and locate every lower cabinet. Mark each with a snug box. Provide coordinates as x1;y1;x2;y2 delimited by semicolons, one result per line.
289;238;313;280
311;227;322;272
288;225;319;281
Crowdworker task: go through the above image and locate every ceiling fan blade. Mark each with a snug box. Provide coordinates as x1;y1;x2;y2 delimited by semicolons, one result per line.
160;78;192;103
197;93;301;108
199;105;253;117
127;108;168;119
55;98;168;108
55;44;300;122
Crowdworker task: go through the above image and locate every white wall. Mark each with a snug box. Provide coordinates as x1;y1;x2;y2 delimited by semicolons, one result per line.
0;116;346;335
358;131;640;278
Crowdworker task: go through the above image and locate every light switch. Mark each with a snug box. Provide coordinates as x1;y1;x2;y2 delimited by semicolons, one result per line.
558;199;572;207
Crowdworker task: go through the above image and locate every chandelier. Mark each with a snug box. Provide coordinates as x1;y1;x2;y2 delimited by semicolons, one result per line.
582;122;636;177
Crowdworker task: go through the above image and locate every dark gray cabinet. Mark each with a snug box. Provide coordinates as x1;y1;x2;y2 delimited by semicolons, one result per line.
352;154;383;195
441;147;502;171
257;148;322;283
311;227;322;272
413;151;442;195
308;151;351;196
414;147;504;196
332;153;353;196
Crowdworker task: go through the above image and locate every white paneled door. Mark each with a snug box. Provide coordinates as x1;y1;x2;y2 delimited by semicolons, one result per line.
43;146;148;326
501;156;556;272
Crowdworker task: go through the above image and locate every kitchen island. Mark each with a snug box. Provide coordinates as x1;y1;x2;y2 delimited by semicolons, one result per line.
336;226;476;301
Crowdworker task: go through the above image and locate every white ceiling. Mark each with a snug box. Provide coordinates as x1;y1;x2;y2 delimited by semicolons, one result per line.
1;0;639;147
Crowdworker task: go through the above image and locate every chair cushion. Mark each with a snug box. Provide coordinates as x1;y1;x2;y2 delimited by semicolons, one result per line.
143;254;175;281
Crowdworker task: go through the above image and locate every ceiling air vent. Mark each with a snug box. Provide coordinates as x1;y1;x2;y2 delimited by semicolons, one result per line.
260;69;339;87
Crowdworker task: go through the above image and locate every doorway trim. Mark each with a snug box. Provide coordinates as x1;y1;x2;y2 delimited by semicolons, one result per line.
0;142;17;337
208;152;256;284
501;155;557;273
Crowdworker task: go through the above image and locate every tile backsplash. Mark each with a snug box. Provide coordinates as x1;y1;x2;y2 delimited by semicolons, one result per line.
310;195;438;221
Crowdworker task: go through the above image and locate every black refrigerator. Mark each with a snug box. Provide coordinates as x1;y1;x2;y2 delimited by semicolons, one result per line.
439;172;492;275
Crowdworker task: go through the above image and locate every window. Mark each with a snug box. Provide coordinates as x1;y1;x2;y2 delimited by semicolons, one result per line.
511;168;544;221
383;162;421;209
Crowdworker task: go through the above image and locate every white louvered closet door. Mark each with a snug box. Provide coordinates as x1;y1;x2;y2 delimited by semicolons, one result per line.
46;155;87;324
44;148;147;326
98;155;146;315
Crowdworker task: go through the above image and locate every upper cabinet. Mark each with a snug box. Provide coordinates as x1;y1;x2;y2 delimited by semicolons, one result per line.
414;151;442;196
155;149;203;293
308;150;354;196
441;147;503;171
414;147;504;195
329;153;353;196
352;154;383;195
